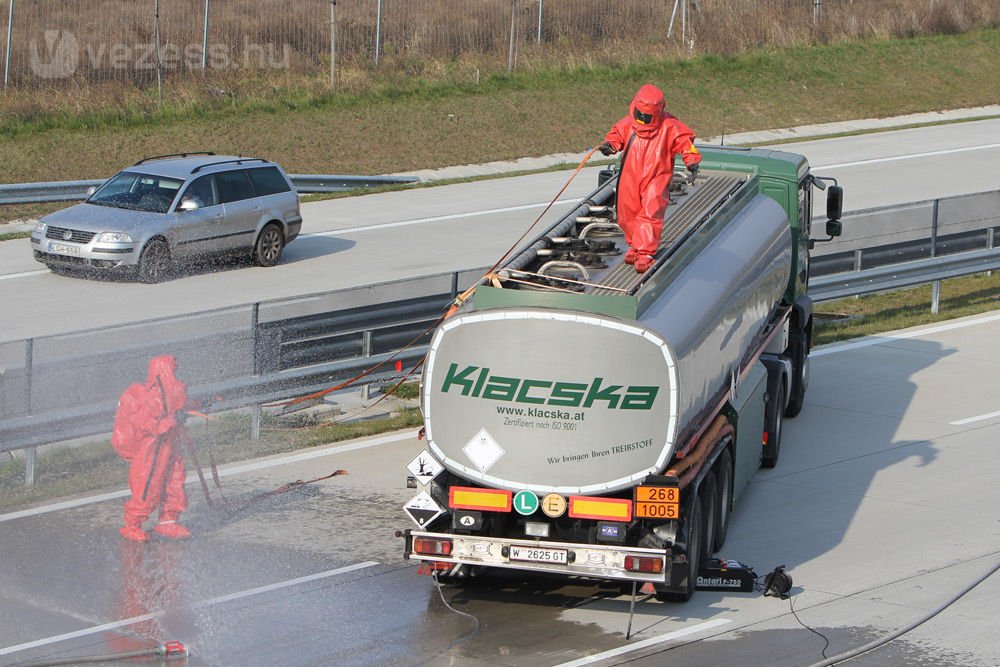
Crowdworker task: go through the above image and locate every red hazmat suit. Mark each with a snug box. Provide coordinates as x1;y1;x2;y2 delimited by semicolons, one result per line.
604;84;701;265
112;354;190;542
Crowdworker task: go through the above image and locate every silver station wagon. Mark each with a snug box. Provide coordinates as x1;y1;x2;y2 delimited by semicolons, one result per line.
30;153;302;283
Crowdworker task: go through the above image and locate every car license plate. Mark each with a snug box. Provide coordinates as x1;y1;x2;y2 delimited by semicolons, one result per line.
509;545;568;565
48;242;80;256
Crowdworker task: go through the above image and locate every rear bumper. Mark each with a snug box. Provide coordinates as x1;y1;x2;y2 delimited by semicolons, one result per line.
405;530;675;583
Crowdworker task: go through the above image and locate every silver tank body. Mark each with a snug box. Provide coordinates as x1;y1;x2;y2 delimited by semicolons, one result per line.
422;192;791;495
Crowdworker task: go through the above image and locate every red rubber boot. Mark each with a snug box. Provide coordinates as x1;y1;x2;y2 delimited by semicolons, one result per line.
624;248;638;265
634;255;653;273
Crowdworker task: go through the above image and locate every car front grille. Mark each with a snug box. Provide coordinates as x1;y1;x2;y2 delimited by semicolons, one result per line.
45;226;96;244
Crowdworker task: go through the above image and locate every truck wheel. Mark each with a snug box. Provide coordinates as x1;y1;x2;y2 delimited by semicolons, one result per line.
762;381;785;468
712;448;733;552
656;493;704;603
699;472;718;561
784;328;809;418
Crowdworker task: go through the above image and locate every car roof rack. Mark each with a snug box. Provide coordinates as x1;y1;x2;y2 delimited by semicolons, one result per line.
133;152;216;166
190;158;269;174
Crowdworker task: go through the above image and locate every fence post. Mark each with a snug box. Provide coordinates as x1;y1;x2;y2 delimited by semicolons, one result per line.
536;0;542;45
374;0;382;66
813;0;822;26
931;198;940;314
201;0;210;68
507;0;518;72
3;0;13;93
154;0;163;108
330;0;337;87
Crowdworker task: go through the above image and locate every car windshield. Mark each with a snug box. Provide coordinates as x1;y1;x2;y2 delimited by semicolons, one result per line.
88;171;184;213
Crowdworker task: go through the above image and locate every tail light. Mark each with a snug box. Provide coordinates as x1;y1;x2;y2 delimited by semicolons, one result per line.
624;555;664;574
413;537;453;556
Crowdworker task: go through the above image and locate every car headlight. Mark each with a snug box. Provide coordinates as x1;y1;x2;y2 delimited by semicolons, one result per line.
97;231;133;243
33;222;47;235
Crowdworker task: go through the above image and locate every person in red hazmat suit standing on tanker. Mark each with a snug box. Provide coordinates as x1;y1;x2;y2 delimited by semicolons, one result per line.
599;84;702;273
112;354;192;542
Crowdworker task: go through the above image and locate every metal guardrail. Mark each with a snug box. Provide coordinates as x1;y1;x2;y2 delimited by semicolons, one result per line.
0;174;420;205
810;247;1000;303
1;188;999;479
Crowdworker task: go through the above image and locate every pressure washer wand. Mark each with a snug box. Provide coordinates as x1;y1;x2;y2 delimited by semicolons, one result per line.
18;641;188;666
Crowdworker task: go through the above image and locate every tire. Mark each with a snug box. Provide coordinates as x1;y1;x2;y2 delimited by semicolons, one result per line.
712;448;733;553
784;328;809;418
762;381;785;469
137;239;170;284
656;492;704;603
699;472;717;562
254;223;285;267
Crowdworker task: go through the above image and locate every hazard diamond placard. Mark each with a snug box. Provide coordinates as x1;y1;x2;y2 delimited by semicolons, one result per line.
403;490;445;528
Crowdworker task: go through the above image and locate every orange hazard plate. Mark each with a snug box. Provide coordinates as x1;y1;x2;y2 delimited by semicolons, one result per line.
633;486;680;519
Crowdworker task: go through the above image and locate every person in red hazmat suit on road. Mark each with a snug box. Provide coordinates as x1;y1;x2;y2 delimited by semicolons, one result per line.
112;354;192;542
599;84;702;273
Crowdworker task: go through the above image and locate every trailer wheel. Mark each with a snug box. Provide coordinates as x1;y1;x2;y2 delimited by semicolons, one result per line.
762;381;785;468
656;492;704;603
785;328;809;418
699;472;718;562
712;448;733;552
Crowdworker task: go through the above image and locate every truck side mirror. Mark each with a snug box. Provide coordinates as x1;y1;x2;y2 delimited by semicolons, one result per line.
826;185;843;223
825;219;842;238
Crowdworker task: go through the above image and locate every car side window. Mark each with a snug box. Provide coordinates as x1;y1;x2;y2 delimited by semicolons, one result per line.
181;175;219;208
216;170;255;204
248;167;292;196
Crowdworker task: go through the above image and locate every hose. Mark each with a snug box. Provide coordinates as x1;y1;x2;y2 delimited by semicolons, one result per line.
14;641;187;666
807;557;1000;666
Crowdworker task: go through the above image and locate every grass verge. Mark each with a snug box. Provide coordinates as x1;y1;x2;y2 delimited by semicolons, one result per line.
0;407;422;513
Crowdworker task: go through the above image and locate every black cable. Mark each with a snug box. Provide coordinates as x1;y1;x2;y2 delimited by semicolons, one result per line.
790;592;830;660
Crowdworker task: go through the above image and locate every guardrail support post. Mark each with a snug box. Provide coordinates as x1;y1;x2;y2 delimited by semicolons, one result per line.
988;228;995;277
251;404;261;440
931;199;940;314
25;447;36;486
361;330;373;401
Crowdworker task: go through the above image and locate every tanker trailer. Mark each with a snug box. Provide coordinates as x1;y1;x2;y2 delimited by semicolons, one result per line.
403;145;843;601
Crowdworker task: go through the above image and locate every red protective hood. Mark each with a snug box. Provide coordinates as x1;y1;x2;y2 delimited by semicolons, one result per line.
146;354;186;414
629;84;665;136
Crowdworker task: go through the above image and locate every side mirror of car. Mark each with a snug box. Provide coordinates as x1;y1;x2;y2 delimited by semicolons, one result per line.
179;198;200;212
85;186;97;198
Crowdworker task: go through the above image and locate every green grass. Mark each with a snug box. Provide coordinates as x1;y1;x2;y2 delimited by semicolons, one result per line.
814;273;1000;345
0;30;997;187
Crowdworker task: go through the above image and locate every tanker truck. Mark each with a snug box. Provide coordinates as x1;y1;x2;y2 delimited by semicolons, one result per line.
401;145;843;601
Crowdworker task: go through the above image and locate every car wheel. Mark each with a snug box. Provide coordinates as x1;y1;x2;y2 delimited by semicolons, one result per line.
137;239;171;284
254;223;285;267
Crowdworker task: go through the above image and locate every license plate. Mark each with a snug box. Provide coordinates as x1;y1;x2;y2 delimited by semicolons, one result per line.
509;545;568;565
49;243;80;256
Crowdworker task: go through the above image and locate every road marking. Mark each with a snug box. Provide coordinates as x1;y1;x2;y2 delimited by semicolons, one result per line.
813;311;1000;358
816;142;1000;170
951;410;1000;426
0;561;379;656
552;618;731;667
0;430;414;523
304;198;578;237
0;269;48;280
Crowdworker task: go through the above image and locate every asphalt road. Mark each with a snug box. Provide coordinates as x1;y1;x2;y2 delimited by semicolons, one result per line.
2;311;999;666
2;117;1000;343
